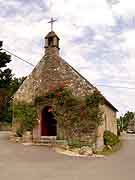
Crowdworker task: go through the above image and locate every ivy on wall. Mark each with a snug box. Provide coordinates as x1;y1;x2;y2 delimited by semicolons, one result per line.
35;84;104;141
13;83;104;141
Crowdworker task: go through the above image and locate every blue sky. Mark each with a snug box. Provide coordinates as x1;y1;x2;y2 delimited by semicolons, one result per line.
0;0;135;116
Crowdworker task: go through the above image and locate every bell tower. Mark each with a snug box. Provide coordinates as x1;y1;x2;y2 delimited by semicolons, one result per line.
44;18;60;55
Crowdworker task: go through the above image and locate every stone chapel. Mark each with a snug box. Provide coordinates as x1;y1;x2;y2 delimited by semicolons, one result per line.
12;27;118;149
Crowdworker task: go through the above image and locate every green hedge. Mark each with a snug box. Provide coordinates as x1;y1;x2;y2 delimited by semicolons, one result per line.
103;130;120;147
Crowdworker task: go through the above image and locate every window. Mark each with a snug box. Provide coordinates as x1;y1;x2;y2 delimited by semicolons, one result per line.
48;37;53;46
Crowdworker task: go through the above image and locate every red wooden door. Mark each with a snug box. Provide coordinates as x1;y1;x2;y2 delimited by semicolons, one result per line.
41;110;48;136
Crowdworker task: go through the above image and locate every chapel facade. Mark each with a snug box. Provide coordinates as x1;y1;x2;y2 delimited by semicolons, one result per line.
12;29;118;149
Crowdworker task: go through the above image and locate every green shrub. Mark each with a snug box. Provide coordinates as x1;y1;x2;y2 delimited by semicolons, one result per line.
14;103;38;133
103;130;120;147
68;139;82;148
16;128;23;137
68;139;92;148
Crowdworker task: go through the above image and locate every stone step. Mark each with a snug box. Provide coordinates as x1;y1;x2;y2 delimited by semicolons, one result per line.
34;142;53;146
37;138;68;145
39;140;55;144
40;136;56;140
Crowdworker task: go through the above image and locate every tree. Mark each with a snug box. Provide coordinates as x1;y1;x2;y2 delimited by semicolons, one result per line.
9;77;26;97
0;43;26;124
0;41;2;46
0;46;12;122
0;45;12;87
1;76;26;124
118;111;135;131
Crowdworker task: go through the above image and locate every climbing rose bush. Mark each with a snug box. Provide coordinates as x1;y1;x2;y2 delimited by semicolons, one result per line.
35;84;104;142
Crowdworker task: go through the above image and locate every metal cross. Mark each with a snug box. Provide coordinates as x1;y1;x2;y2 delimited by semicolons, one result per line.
48;17;56;31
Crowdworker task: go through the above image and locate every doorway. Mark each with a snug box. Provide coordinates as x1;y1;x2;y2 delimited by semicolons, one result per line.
41;106;57;136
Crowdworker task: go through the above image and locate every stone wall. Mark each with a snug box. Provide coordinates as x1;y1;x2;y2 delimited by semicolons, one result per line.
13;49;117;148
102;104;117;135
13;52;95;104
96;104;117;149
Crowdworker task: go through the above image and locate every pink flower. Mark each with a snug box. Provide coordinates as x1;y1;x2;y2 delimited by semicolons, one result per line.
49;85;56;91
59;83;65;89
56;92;62;97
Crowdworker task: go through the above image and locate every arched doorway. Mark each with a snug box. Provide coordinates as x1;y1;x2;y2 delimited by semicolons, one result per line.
41;106;57;136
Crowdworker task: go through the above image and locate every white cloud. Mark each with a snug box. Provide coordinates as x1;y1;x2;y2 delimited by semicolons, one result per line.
51;0;115;27
112;0;135;18
1;0;135;115
122;30;135;50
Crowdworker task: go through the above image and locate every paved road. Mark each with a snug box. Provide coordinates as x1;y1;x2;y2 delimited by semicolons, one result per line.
0;132;135;180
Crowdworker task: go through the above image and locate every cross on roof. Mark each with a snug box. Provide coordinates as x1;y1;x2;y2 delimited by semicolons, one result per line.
48;17;56;31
